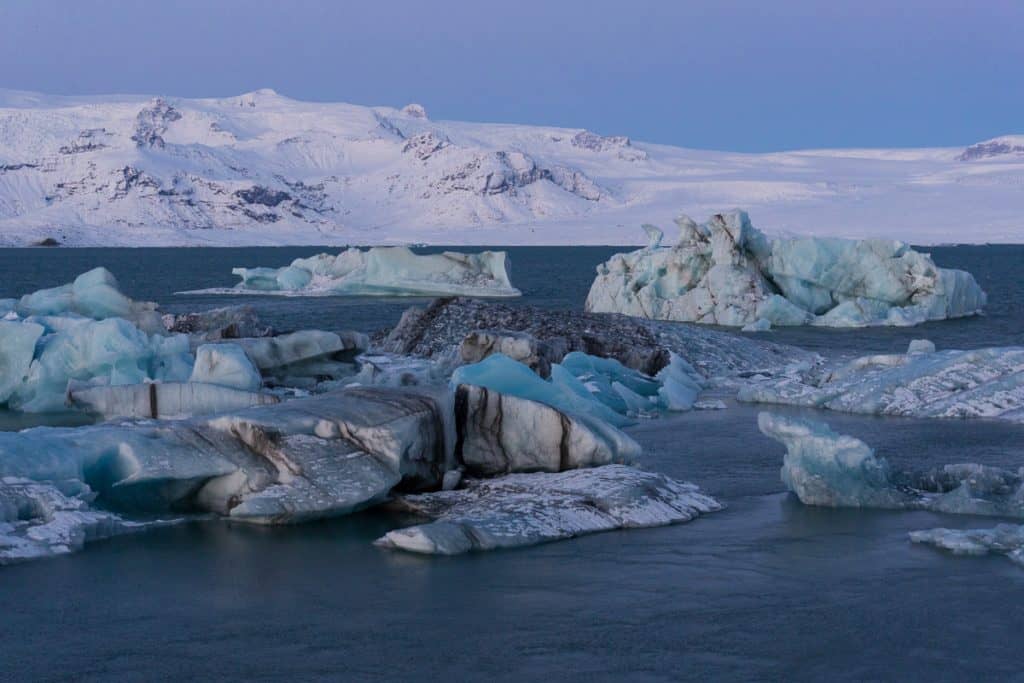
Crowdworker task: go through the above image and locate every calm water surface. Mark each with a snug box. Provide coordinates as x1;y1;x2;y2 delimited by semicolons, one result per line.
1;245;1023;681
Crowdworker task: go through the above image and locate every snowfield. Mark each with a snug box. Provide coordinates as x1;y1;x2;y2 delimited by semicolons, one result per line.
0;88;1021;246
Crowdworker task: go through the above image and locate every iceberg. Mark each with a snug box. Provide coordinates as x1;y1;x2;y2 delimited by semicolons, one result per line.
739;342;1024;422
910;525;1024;568
585;210;986;328
455;384;640;475
189;343;263;391
6;317;194;413
375;465;722;555
0;387;452;524
219;246;521;298
759;412;1024;516
15;267;166;333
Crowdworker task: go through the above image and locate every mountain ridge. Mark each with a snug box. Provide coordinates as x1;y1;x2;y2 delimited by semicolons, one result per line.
0;89;1021;246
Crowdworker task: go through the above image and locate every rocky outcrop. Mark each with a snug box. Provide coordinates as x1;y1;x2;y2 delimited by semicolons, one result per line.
378;298;814;381
131;98;182;148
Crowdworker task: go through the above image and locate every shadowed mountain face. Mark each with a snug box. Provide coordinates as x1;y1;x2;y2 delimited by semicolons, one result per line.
0;88;1022;246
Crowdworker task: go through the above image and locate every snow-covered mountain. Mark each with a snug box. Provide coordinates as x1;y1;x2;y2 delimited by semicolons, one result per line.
0;88;1021;246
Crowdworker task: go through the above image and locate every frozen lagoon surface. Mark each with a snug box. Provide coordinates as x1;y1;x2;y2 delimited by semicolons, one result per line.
1;245;1024;680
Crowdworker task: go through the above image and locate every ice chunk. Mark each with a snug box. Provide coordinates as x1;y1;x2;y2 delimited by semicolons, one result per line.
739;346;1024;422
0;321;44;404
189;343;262;391
908;339;936;354
452;353;635;429
16;267;164;333
454;384;641;475
586;210;986;328
759;412;1024;516
375;465;722;555
0;386;452;526
910;525;1024;568
67;382;279;419
0;477;157;565
219;246;521;298
6;318;194;413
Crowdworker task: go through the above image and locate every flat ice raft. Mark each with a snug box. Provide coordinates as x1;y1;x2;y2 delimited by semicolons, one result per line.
218;246;521;297
585;210;986;328
376;465;722;555
739;342;1024;422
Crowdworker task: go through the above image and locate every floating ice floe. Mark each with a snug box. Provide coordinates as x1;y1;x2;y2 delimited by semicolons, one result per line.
739;341;1024;422
910;525;1024;568
759;412;1024;516
585;210;986;328
375;465;722;555
0;477;167;565
193;246;521;298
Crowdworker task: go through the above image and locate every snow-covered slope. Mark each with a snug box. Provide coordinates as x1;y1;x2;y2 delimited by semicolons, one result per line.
0;88;1021;246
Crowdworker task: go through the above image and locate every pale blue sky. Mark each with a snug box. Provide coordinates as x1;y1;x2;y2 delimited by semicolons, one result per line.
1;0;1020;151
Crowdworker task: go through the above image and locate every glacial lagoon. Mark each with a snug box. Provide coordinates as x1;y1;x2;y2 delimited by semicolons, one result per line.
1;244;1023;681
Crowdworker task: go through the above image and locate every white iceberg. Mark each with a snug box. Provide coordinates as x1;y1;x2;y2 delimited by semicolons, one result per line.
16;267;166;333
585;210;986;328
910;525;1024;568
217;246;521;298
375;465;722;555
739;342;1024;422
759;412;1024;516
189;343;263;391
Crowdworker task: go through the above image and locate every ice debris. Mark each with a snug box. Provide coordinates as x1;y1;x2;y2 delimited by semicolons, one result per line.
586;210;986;328
759;412;1024;516
375;465;722;555
223;246;521;297
910;525;1024;568
739;343;1024;422
0;477;161;565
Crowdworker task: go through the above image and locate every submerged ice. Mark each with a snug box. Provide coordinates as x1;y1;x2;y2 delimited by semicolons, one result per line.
910;525;1024;568
739;341;1024;423
759;412;1024;517
585;210;986;328
227;246;521;298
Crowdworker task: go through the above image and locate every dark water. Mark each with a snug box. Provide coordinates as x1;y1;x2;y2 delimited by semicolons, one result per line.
1;245;1024;681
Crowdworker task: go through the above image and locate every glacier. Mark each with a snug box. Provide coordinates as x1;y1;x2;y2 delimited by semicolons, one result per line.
220;246;521;298
739;341;1024;422
375;465;722;555
759;412;1024;516
585;210;986;328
